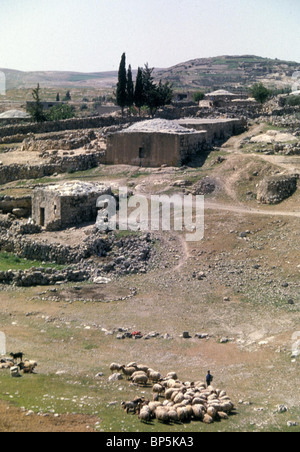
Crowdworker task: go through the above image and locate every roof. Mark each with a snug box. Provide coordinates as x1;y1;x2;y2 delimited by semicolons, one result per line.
122;119;198;134
205;90;236;97
34;182;110;197
0;109;30;119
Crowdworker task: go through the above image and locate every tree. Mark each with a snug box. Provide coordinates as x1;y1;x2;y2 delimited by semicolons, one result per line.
126;64;134;108
46;104;75;121
26;83;46;122
116;52;127;116
193;91;205;102
134;67;144;115
63;90;71;101
250;83;271;104
141;64;173;117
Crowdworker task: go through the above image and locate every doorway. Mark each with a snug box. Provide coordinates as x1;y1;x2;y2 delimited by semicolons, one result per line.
40;208;45;227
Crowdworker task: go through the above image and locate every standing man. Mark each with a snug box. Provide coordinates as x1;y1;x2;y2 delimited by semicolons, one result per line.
206;370;213;387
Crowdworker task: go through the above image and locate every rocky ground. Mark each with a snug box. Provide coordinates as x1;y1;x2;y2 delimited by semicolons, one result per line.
0;119;299;432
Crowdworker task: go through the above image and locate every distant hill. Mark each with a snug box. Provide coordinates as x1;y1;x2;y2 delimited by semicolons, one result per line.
154;55;300;93
1;55;300;93
0;68;120;90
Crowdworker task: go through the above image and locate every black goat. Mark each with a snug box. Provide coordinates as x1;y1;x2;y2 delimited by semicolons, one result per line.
10;352;24;363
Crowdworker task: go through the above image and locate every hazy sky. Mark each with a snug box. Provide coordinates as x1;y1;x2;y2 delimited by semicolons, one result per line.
1;0;300;72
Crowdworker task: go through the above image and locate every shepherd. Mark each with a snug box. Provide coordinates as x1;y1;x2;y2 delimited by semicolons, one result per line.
206;370;213;387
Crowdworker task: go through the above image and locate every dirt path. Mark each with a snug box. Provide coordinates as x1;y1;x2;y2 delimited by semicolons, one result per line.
205;200;300;218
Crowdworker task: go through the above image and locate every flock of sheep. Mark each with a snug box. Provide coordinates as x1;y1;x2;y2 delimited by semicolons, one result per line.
110;362;235;425
0;354;37;377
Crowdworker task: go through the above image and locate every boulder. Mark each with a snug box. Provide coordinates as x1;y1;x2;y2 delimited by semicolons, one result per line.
257;174;298;204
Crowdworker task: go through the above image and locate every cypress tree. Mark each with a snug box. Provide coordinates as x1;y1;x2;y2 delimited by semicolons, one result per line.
116;52;127;116
134;67;144;116
127;64;134;109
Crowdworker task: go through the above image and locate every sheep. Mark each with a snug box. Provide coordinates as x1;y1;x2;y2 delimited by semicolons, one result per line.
132;374;148;386
166;372;178;380
155;407;169;424
139;407;152;423
148;401;162;414
109;363;123;374
126;362;137;368
131;370;148;380
18;360;37;374
176;406;190;423
136;364;149;373
0;362;13;370
147;370;161;383
152;393;159;402
173;393;185;404
10;366;21;378
192;404;205;421
168;410;179;423
121;365;138;379
152;384;164;396
203;414;214;424
207;406;217;419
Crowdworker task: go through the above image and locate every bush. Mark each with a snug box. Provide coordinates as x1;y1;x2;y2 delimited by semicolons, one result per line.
46;104;75;121
250;83;271;104
286;95;300;106
193;92;205;102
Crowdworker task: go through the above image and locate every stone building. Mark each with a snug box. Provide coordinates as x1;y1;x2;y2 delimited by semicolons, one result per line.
106;119;207;167
106;118;246;167
32;182;111;230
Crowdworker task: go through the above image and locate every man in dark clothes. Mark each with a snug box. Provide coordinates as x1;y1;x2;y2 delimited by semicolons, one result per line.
206;370;213;387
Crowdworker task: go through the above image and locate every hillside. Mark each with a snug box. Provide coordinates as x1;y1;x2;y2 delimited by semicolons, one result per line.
155;55;300;92
1;55;300;96
0;68;119;90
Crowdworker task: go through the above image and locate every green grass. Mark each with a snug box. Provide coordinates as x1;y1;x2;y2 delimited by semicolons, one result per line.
0;252;65;272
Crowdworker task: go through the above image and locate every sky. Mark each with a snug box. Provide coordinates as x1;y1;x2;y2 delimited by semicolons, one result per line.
1;0;300;72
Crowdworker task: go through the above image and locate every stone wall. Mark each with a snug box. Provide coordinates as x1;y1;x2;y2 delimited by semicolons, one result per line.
178;118;246;142
0;151;105;185
0;115;138;140
0;196;31;216
0;231;110;265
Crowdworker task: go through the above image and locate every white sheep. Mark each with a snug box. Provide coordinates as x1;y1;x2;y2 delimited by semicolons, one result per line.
192;404;205;421
132;374;148;386
136;364;149;373
155;407;169;423
109;362;123;374
131;370;147;380
139;407;152;423
19;360;37;374
152;384;164;395
147;370;161;383
10;366;21;378
121;365;138;379
166;372;178;380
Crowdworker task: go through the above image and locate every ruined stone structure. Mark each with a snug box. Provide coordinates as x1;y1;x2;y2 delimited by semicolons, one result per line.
106;118;246;167
32;182;111;230
257;174;298;204
106;119;207;167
